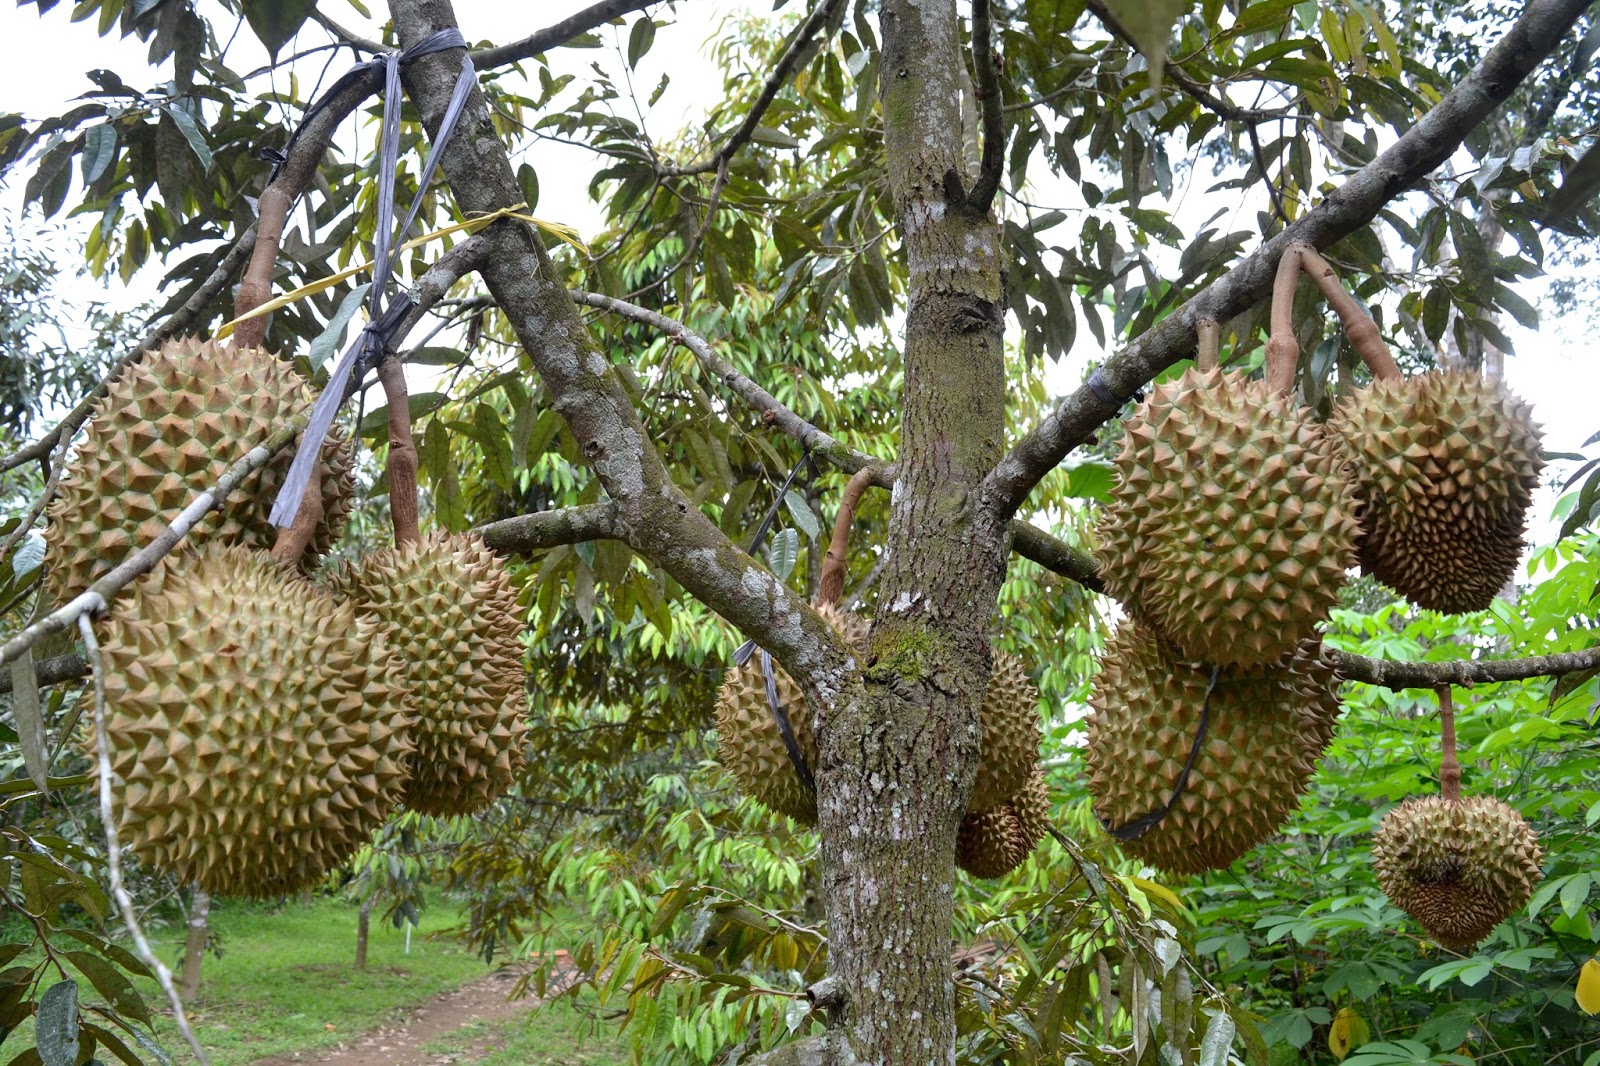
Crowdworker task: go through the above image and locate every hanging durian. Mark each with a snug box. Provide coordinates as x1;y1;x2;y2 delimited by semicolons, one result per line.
329;532;528;816
44;338;354;602
1290;245;1545;613
1095;255;1359;667
957;770;1050;879
95;544;413;898
1086;621;1342;875
1372;687;1543;950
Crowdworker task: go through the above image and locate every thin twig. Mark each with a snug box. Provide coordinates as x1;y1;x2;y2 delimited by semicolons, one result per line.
0;450;64;567
80;612;210;1066
1246;122;1290;223
967;0;1005;212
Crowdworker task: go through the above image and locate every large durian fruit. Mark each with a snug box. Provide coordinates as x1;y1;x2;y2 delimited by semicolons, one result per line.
1330;372;1543;613
330;532;528;816
1372;794;1543;949
957;770;1050;879
715;604;869;825
716;612;1042;825
96;545;413;898
1096;367;1360;667
45;338;355;602
1086;621;1342;874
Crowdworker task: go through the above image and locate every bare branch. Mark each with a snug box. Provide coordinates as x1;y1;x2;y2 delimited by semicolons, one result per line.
469;0;662;71
476;502;622;555
569;290;880;474
0;652;87;695
1008;520;1103;593
966;0;1005;212
660;0;849;178
984;0;1596;519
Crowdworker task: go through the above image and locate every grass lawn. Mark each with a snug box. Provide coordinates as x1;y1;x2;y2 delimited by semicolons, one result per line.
421;998;632;1066
147;895;489;1064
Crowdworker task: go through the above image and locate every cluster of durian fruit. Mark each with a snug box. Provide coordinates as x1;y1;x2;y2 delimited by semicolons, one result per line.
716;605;1051;880
44;339;529;899
1087;245;1546;948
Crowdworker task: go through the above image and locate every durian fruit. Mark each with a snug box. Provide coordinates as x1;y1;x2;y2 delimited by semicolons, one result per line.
330;532;528;816
957;770;1050;879
1372;794;1543;949
1086;621;1342;875
96;544;413;898
715;604;870;825
45;338;354;602
1096;367;1360;667
1330;371;1543;613
969;651;1042;813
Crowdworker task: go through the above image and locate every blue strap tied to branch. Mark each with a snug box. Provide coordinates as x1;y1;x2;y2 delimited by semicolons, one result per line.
268;28;479;530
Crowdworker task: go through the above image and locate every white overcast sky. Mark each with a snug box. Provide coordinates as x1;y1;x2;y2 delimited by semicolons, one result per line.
0;1;1593;542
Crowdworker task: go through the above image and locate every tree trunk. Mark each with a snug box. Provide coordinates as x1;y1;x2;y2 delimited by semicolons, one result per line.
355;896;373;970
180;888;209;1000
807;2;1012;1060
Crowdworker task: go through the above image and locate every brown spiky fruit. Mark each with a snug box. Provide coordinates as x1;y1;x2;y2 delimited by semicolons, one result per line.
715;604;870;825
333;532;528;816
96;545;413;898
1086;622;1342;874
1096;366;1359;666
957;771;1050;879
970;651;1042;812
1331;372;1544;613
1372;794;1543;950
45;338;354;602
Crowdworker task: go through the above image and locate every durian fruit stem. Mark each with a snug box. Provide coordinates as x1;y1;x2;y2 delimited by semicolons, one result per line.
269;474;324;568
78;613;212;1066
1196;316;1220;371
819;467;875;607
232;184;293;351
1438;684;1461;803
1294;244;1403;384
376;354;421;547
1264;244;1304;396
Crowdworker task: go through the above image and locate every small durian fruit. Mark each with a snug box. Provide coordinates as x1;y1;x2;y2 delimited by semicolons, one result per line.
332;532;528;816
44;338;354;602
96;544;413;899
969;651;1043;813
1086;621;1342;875
1096;366;1359;667
715;604;869;825
957;771;1050;879
1331;371;1543;613
1372;795;1543;950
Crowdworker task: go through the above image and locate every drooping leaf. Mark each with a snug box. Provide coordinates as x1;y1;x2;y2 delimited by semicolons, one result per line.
241;0;317;60
11;650;49;794
1327;1007;1371;1061
1101;0;1193;82
35;979;79;1066
1577;958;1600;1016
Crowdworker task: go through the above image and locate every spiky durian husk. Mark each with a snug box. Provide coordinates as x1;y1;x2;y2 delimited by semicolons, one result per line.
957;771;1050;879
1330;372;1544;613
1097;367;1359;666
333;533;527;816
44;338;354;602
1372;794;1543;950
969;651;1042;812
96;545;412;898
1085;622;1342;875
715;604;869;825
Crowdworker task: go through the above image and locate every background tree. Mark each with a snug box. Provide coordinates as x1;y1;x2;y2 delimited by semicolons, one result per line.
2;0;1600;1063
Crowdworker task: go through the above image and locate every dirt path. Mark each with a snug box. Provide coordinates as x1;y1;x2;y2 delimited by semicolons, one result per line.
250;959;574;1066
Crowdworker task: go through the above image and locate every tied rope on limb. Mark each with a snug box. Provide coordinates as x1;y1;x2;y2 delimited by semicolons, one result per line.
268;29;479;530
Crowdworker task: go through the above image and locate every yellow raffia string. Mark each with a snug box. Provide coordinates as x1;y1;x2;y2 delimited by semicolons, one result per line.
215;204;587;338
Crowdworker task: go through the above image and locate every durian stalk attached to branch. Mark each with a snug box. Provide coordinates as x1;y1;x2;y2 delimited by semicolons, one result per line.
819;467;876;608
1437;684;1461;803
1195;316;1220;371
376;354;421;547
1293;243;1403;384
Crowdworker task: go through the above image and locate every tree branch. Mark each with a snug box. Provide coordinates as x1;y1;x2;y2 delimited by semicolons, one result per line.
469;0;662;71
1008;520;1103;593
983;0;1596;519
0;652;88;695
569;290;880;474
392;0;863;708
966;0;1005;212
476;502;622;555
659;0;849;178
